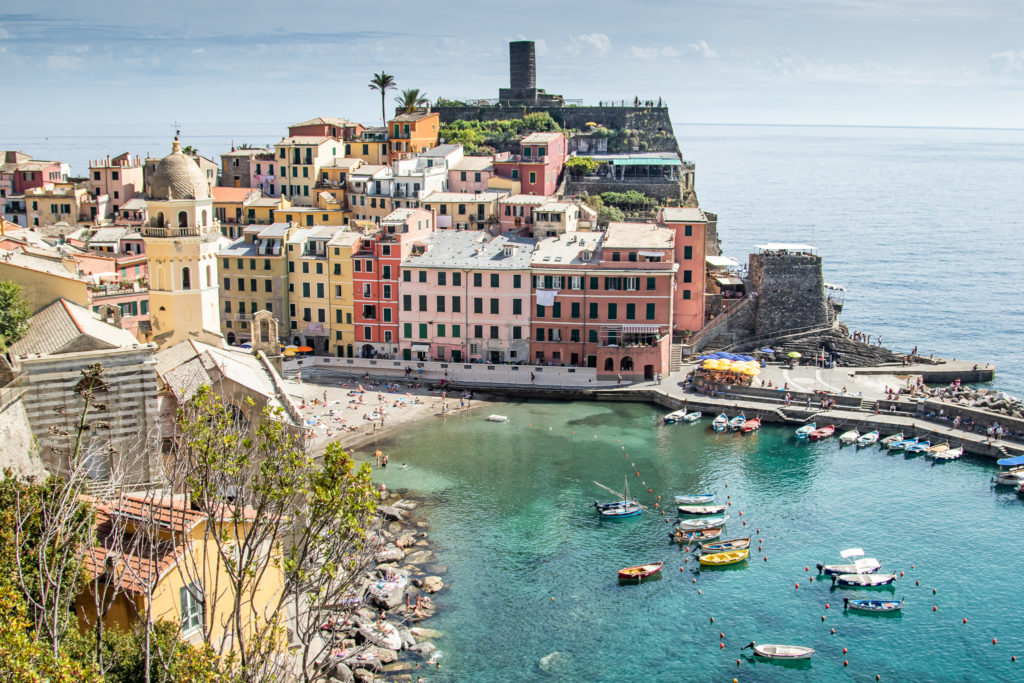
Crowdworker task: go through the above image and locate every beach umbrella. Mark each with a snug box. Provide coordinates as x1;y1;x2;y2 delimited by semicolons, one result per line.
788;351;802;358
285;345;299;351
297;345;313;352
284;349;297;357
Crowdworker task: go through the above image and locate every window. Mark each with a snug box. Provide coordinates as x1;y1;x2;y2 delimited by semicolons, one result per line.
438;271;447;286
264;259;271;270
512;326;521;340
303;307;311;322
437;296;446;312
452;324;461;338
437;324;446;337
513;299;522;315
626;303;636;320
589;302;598;318
382;245;391;256
490;273;499;288
474;325;483;338
362;283;371;298
458;204;466;215
685;225;693;237
683;270;692;283
224;301;232;313
570;328;580;342
265;280;272;292
612;252;621;262
473;298;483;314
536;328;545;341
452;296;461;313
363;325;371;339
318;308;326;323
180;584;203;633
589;276;599;290
570;276;582;290
419;270;427;283
536;304;545;318
336;309;343;324
683;290;692;300
589;329;598;343
403;270;411;282
490;326;499;339
223;278;231;290
529;172;536;185
473;273;482;287
404;323;412;338
237;278;245;291
302;282;310;297
646;277;656;290
383;308;392;322
315;262;323;275
513;274;521;289
684;246;693;260
419;295;427;311
490;298;499;314
608;303;617;319
645;303;656;320
571;302;580;319
365;260;373;273
552;302;562;319
419;324;428;339
316;283;325;298
250;279;256;292
460;171;467;181
453;272;462;286
289;262;295;273
382;284;391;299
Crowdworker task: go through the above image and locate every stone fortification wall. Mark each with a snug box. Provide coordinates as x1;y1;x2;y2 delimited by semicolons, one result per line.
748;251;829;337
565;178;683;202
434;105;679;154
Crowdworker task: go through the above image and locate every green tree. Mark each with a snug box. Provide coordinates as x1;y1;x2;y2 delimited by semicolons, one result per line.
564;156;598;177
597;205;625;226
0;281;31;350
368;71;397;124
395;87;429;113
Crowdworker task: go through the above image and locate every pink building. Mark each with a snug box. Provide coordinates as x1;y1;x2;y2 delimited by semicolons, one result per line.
399;231;535;363
87;153;144;219
498;194;546;234
352;208;433;358
529;223;675;379
2;151;68;194
447;155;497;193
492;132;566;196
658;207;714;333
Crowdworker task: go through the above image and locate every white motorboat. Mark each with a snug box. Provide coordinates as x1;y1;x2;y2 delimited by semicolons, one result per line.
676;515;729;530
663;409;688;424
712;414;729;432
856;431;880;446
487;414;509;422
839;429;860;445
816;548;881;576
742;641;814;660
681;411;702;422
833;572;897;587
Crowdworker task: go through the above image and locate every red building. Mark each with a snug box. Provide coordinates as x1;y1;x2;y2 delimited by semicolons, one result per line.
493;132;566;196
2;151;68;194
658;207;715;333
528;222;675;380
352;208;433;358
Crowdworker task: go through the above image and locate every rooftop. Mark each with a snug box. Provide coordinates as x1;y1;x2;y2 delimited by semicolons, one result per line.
220;147;272;157
531;232;604;267
521;132;563;144
421;190;507;203
390;111;438;123
0;247;82;281
404;231;536;270
590;152;682;166
501;194;549;206
419;144;462;158
290;116;357;128
603;222;674;250
660;207;710;223
275;136;334;147
451;156;495;172
211;187;260;203
9;298;142;357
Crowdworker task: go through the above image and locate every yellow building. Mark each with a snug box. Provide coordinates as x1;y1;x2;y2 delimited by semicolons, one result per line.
25;182;94;232
345;128;389;165
327;230;360;357
142;139;225;348
78;493;285;653
387;111;440;160
0;247;91;312
275;205;346;228
218;223;295;346
285;226;343;352
273;136;343;206
420;190;508;231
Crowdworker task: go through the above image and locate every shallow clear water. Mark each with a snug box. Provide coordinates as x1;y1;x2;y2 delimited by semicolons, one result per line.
375;401;1024;681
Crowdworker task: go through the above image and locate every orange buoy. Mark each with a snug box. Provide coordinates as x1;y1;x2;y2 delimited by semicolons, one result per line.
844;660;849;667
843;648;847;654
742;520;747;526
900;572;904;577
809;577;814;582
763;556;768;561
692;577;696;583
648;488;653;493
698;589;702;595
680;566;684;572
933;605;938;611
830;628;835;634
933;589;937;594
710;616;715;623
805;566;809;572
993;638;998;645
720;632;725;639
795;583;799;589
736;659;741;666
916;580;920;586
657;495;661;500
720;642;725;649
825;603;830;610
821;615;826;622
739;511;743;516
911;564;915;568
963;618;967;624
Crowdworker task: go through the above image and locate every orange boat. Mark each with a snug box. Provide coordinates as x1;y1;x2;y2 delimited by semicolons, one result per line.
617;561;663;582
740;418;761;433
810;425;835;441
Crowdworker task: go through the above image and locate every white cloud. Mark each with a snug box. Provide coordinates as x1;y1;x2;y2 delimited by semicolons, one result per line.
46;54;83;70
629;41;716;61
687;40;717;59
629;46;659;60
990;49;1024;76
567;33;610;57
192;47;205;54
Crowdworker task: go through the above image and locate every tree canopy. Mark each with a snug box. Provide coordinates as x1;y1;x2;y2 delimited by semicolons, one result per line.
0;281;31;350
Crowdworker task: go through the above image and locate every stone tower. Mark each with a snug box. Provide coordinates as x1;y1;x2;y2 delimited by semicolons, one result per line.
747;246;830;338
142;137;224;349
509;40;536;91
251;309;283;374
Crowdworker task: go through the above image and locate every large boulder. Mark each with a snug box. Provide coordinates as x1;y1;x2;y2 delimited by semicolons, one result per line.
403;550;433;565
410;642;437;657
377;505;404;521
368;646;398;664
376;546;405;563
421;576;444;593
358;622;403;650
328;662;354;683
410;627;443;639
394;533;417;548
353;668;375;683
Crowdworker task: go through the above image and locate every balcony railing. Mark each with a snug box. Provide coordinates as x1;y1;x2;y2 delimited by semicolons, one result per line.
141;226;200;238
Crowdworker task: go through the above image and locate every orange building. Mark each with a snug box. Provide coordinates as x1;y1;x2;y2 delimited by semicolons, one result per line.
658;207;714;333
387;112;440;161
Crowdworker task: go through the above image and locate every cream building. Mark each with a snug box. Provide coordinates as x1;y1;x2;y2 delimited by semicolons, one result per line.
142;139;226;348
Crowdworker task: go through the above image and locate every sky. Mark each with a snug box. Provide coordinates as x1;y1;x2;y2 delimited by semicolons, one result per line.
2;0;1023;130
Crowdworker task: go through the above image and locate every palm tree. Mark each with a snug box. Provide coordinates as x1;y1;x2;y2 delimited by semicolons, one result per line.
368;72;397;124
395;88;429;114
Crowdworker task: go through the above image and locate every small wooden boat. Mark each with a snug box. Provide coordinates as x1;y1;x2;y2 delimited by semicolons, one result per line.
675;493;715;505
880;432;904;447
817;548;880;576
728;414;747;431
833;572;897;587
742;641;814;661
699;549;749;566
888;436;918;451
486;414;508;422
856;431;880;446
712;413;729;432
663;409;688;424
676;515;729;531
681;411;702;422
933;446;962;461
740;418;761;433
904;440;931;454
671;527;723;543
839;429;860;445
594;477;643;519
617;561;663;582
677;504;727;515
810;425;835;441
700;537;751;553
844;597;905;612
926;442;950;456
795;423;816;439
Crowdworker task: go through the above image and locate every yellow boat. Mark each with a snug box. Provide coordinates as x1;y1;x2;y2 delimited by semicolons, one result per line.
699;549;750;566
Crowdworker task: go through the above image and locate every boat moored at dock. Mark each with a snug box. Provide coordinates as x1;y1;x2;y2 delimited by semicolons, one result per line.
857;431;880;446
795;423;816;439
618;561;663;582
839;429;860;445
740;418;762;433
676;514;729;531
712;413;729;432
810;425;836;441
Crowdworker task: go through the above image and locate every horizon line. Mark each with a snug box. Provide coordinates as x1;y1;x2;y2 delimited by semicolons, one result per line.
671;122;1024;133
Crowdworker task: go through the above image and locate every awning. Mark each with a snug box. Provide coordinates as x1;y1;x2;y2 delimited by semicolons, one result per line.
706;255;739;268
412;344;430;352
716;276;744;286
608;157;681;166
622;324;660;334
997;455;1024;467
638;250;665;257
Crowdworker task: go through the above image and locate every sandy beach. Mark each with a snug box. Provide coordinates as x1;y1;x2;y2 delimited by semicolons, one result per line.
284;374;503;459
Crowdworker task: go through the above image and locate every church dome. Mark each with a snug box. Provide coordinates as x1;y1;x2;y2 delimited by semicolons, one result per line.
149;139;210;201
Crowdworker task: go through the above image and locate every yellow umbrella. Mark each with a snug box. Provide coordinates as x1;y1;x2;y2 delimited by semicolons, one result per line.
284;348;297;357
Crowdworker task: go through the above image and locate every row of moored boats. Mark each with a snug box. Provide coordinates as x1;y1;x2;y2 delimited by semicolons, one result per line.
795;423;964;459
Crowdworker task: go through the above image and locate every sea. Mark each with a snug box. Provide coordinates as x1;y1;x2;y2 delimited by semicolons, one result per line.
5;123;1024;679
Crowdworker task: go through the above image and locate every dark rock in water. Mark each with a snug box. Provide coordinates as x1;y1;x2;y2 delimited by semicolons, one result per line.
377;505;404;521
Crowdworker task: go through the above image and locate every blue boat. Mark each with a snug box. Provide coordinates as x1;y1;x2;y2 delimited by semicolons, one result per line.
712;414;729;432
594;477;643;519
888;437;919;452
843;597;904;613
905;440;932;454
795;423;816;439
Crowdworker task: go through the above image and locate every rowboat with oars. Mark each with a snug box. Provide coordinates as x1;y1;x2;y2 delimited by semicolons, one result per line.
742;642;814;660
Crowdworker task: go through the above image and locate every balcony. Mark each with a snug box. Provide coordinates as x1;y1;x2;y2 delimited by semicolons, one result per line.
141;225;200;238
315;179;346;189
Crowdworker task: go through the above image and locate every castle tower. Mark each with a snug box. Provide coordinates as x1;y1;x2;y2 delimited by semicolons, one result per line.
509;40;536;91
142;137;224;349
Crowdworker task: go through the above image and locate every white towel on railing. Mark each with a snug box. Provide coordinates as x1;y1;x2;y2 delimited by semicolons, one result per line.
536;289;558;307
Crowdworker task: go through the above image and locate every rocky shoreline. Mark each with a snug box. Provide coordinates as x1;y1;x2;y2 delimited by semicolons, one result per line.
324;493;447;682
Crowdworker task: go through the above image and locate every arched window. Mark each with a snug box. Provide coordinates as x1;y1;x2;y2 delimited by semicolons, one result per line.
155;211;165;227
178;211;188;227
201;209;208;225
182;267;191;290
620;356;634;371
205;265;211;287
604;357;614;372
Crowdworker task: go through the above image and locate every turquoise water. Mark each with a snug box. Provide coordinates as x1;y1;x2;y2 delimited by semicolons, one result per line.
375;401;1024;681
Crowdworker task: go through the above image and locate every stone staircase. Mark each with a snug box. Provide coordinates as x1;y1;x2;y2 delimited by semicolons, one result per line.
859;398;875;412
995;443;1010;458
670;343;684;373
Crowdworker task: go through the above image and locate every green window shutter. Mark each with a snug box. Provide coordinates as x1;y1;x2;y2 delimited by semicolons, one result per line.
646;303;656;320
403;323;412;338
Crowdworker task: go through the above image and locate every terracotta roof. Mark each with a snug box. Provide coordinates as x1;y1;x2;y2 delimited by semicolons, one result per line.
8;298;140;357
212;186;258;203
